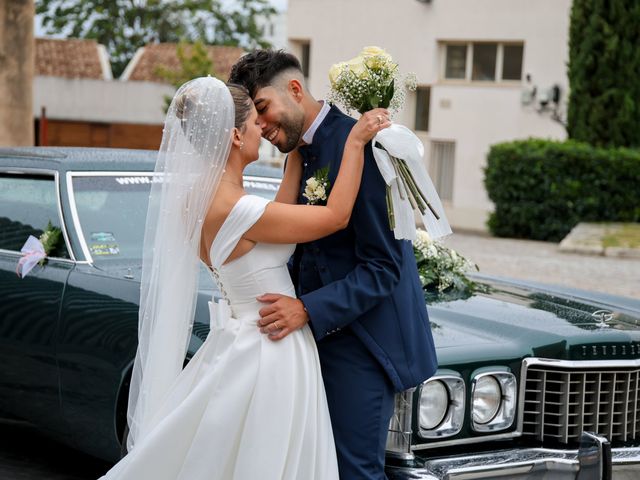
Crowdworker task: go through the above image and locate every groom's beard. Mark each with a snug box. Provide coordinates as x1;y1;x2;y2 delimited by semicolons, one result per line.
277;110;305;153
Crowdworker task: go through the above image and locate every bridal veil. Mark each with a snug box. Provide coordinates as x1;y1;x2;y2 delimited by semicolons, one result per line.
127;77;234;450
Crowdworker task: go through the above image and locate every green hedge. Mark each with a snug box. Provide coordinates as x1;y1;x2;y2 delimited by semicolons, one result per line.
484;139;640;241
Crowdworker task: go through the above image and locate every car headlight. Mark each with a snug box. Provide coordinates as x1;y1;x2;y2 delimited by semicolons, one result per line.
472;375;501;424
419;380;448;429
471;371;517;432
418;374;465;438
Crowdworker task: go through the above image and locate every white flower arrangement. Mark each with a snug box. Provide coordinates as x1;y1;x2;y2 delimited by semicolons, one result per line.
328;46;416;114
303;167;330;205
412;229;478;293
16;221;63;278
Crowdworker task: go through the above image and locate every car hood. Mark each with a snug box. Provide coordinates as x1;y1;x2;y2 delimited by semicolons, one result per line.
429;275;640;366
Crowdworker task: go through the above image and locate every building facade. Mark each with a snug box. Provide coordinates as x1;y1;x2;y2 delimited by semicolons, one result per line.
33;40;243;150
288;0;572;231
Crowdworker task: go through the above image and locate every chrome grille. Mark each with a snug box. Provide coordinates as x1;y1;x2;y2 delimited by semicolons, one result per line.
522;360;640;444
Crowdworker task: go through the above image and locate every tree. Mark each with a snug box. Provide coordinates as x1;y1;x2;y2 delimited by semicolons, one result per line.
155;40;216;111
36;0;276;78
567;0;640;148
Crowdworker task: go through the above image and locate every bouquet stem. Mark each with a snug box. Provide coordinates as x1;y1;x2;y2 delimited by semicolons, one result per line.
394;156;441;220
385;185;395;230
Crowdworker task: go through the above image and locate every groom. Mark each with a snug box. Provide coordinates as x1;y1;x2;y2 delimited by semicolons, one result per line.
229;50;437;479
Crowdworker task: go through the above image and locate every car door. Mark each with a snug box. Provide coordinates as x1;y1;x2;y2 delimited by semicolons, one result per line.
0;171;73;427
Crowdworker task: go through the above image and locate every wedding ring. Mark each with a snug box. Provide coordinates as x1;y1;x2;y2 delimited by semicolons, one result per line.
376;115;383;125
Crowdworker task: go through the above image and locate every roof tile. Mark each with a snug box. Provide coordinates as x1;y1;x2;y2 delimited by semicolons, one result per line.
35;38;107;79
125;43;244;82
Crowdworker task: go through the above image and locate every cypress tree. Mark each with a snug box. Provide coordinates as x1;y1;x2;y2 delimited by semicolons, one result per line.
567;0;640;148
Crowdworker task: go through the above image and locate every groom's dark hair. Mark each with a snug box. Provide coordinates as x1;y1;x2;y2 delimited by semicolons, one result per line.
229;50;303;98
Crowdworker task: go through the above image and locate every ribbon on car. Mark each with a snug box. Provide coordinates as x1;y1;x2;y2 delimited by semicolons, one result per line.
208;298;231;331
16;236;47;278
371;124;452;241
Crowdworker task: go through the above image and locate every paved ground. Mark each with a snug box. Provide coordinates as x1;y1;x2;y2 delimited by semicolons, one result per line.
443;231;640;299
1;233;638;479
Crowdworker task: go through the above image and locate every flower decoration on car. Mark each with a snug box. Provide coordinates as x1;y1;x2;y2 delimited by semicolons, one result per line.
412;229;478;293
16;221;62;278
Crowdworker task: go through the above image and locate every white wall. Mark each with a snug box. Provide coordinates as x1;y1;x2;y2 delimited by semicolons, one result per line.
288;0;572;231
258;10;289;50
34;76;174;124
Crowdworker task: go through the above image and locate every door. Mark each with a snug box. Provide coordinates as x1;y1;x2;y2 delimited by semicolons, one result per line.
0;172;73;426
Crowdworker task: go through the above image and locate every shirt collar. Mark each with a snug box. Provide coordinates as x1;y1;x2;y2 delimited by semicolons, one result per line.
301;101;331;145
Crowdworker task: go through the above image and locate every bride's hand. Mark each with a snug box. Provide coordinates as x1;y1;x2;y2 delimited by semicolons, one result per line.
347;108;392;148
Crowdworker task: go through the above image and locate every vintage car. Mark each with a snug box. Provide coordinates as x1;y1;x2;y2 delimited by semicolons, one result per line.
0;147;639;479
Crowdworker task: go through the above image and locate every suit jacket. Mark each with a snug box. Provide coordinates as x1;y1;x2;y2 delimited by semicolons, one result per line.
294;105;438;392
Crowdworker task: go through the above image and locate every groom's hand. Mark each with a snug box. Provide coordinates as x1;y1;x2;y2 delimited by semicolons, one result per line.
257;293;309;341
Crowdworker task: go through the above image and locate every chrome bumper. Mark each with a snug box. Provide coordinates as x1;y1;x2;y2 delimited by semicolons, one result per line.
386;433;640;480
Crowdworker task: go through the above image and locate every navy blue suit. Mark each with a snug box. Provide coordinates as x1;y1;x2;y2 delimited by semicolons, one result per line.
294;105;437;479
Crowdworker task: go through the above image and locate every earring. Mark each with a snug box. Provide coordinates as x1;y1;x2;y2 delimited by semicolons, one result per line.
240;141;244;150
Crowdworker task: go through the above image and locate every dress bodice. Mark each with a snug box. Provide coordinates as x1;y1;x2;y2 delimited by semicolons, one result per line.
207;195;295;319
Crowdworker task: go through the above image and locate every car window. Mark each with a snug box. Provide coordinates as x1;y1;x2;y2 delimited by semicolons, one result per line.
0;174;69;258
71;173;280;265
71;175;152;265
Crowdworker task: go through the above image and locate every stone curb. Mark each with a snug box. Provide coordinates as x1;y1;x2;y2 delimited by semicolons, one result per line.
559;222;640;258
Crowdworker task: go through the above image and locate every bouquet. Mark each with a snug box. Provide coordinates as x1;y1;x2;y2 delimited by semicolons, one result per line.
413;229;478;293
328;46;415;114
328;47;451;241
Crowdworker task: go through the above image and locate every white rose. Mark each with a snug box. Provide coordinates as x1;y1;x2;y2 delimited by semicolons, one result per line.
306;177;319;190
360;46;391;59
303;185;315;201
416;229;431;244
346;56;369;79
329;62;346;86
314;184;326;200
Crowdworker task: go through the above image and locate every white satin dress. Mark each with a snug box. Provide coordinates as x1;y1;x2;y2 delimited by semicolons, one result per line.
100;195;339;480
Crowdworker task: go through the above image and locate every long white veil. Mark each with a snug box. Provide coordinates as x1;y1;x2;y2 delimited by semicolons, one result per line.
127;77;234;450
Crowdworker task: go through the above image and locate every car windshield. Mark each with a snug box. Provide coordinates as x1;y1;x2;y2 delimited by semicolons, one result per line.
71;173;280;267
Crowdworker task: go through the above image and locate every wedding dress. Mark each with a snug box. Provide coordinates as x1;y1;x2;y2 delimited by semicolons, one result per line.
101;194;339;480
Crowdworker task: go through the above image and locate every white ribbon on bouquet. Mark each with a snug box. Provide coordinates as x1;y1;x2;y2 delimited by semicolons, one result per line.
16;236;47;278
372;124;452;241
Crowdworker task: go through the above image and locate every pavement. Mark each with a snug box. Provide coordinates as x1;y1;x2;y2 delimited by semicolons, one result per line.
443;231;640;299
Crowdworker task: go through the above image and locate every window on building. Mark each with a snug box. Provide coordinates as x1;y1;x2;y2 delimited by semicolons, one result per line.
442;42;524;82
444;45;467;79
429;141;455;202
301;43;311;78
471;43;497;81
290;40;311;79
414;86;431;132
502;44;524;80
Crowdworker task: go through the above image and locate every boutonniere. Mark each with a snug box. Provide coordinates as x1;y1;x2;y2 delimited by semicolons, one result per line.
16;221;62;278
303;166;331;205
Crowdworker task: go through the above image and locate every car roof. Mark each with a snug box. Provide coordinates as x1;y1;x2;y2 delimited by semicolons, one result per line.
0;146;283;178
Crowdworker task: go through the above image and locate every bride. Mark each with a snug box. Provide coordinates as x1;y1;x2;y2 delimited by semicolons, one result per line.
99;76;390;479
